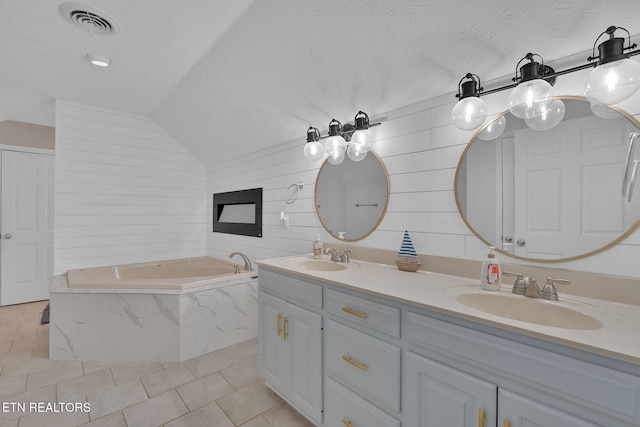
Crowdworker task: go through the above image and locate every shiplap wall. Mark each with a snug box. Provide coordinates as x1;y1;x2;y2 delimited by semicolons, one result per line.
208;67;640;279
54;100;207;274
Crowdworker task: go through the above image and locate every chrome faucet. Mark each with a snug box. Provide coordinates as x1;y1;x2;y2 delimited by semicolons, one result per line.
523;276;542;298
505;272;571;301
229;252;252;272
324;248;351;263
541;277;571;301
325;248;340;262
504;271;525;294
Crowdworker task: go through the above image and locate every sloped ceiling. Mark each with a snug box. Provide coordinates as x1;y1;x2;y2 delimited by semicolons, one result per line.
2;0;640;165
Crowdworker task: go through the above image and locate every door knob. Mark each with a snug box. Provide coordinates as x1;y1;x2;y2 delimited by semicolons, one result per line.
516;239;526;247
3;234;11;239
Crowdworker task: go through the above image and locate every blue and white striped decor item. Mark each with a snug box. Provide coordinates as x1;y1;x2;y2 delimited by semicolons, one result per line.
398;230;418;258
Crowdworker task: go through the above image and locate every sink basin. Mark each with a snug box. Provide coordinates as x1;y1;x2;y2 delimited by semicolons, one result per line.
456;292;603;330
282;258;352;272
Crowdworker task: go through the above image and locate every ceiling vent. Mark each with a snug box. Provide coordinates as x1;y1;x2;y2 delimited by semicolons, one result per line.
59;3;120;36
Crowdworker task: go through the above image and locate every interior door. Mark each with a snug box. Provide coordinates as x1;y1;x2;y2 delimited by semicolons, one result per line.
1;149;54;306
501;136;515;254
513;116;630;259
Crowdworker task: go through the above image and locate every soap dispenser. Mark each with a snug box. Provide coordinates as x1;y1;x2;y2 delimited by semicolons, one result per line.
313;234;323;259
480;246;501;291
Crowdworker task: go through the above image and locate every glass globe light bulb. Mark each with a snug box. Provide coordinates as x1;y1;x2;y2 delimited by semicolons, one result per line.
324;135;346;159
589;101;620;119
584;58;640;105
478;115;507;141
303;140;324;161
525;99;565;131
347;143;368;162
508;79;553;119
451;96;487;131
327;150;345;165
350;128;374;150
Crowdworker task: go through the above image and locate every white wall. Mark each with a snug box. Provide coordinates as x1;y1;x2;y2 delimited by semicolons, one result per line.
207;66;640;279
54;100;207;274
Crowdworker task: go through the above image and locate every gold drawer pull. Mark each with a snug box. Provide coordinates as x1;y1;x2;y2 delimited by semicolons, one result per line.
342;307;367;319
283;316;288;341
503;421;511;427
343;355;367;371
277;313;282;336
342;419;353;427
478;408;485;427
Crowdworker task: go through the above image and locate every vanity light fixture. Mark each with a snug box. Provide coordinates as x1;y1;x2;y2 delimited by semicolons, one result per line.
524;99;566;131
451;73;487;131
508;53;555;120
477;115;507;140
304;127;324;161
325;119;348;165
584;26;640;105
451;25;640;133
347;111;375;162
303;111;381;163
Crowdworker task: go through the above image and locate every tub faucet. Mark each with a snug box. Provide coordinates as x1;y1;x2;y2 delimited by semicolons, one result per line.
229;252;252;272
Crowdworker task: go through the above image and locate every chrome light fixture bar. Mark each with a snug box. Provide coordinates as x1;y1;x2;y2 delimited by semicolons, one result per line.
452;26;640;132
304;111;381;164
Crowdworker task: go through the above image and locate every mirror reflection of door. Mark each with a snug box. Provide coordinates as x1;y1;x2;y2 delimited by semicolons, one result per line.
455;97;640;262
513;116;631;259
500;137;514;255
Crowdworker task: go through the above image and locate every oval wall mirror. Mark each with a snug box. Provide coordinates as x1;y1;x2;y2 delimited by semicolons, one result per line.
455;96;640;262
315;152;390;241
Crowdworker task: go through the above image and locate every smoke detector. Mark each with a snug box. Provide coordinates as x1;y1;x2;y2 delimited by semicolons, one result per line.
59;3;120;36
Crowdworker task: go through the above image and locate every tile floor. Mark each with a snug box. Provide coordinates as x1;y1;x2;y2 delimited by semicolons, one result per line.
0;300;314;427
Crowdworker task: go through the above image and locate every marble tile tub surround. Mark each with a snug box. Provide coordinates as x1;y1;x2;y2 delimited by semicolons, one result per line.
0;301;312;427
49;275;258;362
322;244;640;306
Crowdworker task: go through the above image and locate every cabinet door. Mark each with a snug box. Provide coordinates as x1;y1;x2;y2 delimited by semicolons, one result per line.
404;351;497;427
499;389;600;427
259;292;286;392
285;302;323;425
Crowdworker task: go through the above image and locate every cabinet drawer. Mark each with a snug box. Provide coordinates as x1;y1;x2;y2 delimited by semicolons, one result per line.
325;377;400;427
325;288;400;338
258;268;322;309
325;319;401;412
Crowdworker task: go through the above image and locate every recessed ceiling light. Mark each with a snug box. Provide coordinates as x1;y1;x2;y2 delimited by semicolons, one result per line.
86;53;111;67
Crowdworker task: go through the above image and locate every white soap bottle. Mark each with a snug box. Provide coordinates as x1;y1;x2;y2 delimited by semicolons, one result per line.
480;246;501;291
313;234;323;259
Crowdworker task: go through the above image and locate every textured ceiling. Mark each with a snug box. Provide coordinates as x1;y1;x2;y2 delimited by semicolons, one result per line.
2;0;640;165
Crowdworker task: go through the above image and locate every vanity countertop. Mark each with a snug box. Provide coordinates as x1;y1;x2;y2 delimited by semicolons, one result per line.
257;254;640;367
